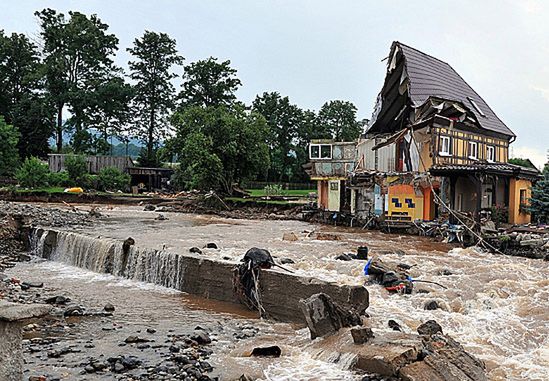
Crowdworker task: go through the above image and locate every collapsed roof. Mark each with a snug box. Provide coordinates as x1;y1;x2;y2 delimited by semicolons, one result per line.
367;42;515;139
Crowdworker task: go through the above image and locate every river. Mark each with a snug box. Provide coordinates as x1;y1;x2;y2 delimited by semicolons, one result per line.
11;205;549;380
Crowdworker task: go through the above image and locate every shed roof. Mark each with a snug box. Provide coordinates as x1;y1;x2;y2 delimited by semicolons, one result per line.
396;42;515;137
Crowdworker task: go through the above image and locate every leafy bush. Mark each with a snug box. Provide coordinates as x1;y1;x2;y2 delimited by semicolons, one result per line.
48;171;71;187
264;184;283;197
0;116;20;177
82;174;99;190
65;155;88;184
16;157;49;188
98;167;130;191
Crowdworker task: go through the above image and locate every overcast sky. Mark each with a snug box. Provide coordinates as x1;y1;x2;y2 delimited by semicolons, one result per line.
3;0;548;168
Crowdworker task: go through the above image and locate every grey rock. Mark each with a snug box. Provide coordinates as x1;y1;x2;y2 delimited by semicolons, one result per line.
300;293;362;339
424;300;439;311
417;320;443;336
388;319;402;331
351;327;375;344
190;331;211;345
103;303;115;312
64;305;84;316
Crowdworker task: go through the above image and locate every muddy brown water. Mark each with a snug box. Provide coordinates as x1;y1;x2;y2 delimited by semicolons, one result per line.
10;204;549;380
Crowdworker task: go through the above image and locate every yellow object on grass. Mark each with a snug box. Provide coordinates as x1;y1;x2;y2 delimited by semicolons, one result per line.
64;187;84;193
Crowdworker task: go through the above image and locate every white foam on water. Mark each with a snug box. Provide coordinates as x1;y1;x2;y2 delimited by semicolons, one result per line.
31;260;182;294
260;351;361;381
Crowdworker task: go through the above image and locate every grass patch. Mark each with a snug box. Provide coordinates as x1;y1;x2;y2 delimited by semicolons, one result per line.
246;188;315;197
15;186;66;194
226;197;292;205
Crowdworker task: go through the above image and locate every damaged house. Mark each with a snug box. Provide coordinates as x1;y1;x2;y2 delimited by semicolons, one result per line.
308;41;540;227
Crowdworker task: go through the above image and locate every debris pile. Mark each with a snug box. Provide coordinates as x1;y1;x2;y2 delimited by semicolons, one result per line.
483;228;549;259
232;248;275;315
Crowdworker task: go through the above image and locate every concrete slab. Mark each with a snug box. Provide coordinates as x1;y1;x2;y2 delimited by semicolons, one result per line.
0;301;51;322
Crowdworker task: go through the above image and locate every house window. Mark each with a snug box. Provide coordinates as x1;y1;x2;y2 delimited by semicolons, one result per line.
439;136;452;156
486;145;495;162
309;144;332;159
468;141;478;160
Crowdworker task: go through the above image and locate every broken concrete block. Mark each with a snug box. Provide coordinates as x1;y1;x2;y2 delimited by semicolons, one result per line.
300;293;362;339
351;326;374;344
422;334;487;381
0;301;51;381
399;361;446;381
348;332;423;376
519;239;544;247
315;233;341;241
282;232;298;241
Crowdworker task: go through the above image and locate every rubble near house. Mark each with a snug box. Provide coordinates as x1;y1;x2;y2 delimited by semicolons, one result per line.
305;41;543;258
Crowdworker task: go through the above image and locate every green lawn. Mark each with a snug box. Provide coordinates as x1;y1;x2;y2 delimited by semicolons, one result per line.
246;188;316;197
226;197;293;205
15;186;66;194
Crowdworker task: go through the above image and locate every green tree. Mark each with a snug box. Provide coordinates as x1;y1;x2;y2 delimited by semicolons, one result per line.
318;100;361;141
0;116;20;176
128;31;184;167
88;77;134;154
171;105;269;193
529;164;549;223
174;132;223;190
293;109;326;181
509;158;537;169
252;92;302;181
35;8;120;153
0;31;52;159
179;57;241;108
16;157;49;188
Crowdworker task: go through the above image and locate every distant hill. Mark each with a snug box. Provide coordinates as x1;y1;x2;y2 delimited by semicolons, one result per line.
111;142;141;158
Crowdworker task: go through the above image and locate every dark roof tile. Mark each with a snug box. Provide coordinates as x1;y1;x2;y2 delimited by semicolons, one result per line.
396;42;515;137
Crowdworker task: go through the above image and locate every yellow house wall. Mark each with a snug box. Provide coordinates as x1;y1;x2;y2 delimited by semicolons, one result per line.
509;178;532;224
387;184;424;220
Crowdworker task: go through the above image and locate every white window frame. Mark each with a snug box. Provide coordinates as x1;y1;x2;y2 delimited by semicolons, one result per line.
439;136;452;156
468;141;478;160
309;144;332;160
486;145;495;162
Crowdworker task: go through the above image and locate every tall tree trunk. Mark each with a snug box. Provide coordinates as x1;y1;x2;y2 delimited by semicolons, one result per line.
148;109;155;164
56;106;63;153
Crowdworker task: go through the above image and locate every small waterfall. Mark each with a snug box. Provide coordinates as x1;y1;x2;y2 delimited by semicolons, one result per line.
31;228;187;291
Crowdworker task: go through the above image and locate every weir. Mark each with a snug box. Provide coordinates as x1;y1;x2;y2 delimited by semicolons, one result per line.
30;228;369;324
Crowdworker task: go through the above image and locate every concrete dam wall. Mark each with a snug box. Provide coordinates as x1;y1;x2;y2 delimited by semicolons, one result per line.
30;228;369;324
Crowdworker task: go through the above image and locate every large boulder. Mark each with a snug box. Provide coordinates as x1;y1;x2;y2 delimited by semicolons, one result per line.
300;293;362;339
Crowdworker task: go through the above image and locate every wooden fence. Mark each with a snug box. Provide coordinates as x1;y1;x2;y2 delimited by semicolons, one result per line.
48;154;134;174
